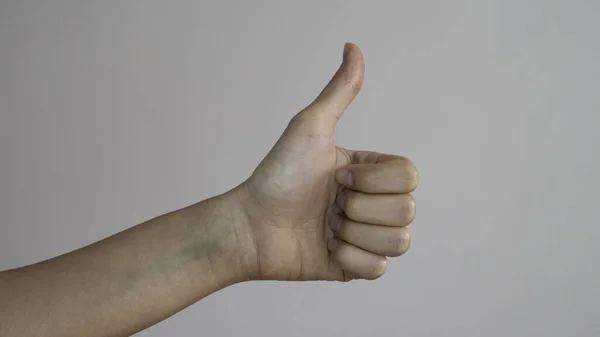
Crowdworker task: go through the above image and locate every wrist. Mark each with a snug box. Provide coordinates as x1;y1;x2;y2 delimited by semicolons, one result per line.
189;188;257;285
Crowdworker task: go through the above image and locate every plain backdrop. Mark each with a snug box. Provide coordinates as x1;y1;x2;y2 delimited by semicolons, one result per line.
1;1;599;336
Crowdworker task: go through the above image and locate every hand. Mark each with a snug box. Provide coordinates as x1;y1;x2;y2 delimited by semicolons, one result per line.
235;43;418;281
0;42;417;337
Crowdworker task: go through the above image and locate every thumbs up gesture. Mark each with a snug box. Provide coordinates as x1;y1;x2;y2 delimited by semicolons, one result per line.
236;43;418;281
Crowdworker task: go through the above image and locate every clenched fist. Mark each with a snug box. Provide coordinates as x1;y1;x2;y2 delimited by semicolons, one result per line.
235;43;418;281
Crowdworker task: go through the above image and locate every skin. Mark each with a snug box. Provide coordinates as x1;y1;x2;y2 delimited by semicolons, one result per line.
0;43;418;337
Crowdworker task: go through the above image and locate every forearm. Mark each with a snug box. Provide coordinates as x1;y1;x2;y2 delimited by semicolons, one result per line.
0;190;254;337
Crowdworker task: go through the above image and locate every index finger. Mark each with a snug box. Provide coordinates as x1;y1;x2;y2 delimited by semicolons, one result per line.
335;152;418;193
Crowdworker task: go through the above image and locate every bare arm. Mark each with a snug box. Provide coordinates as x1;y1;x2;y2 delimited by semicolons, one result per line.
0;190;255;337
0;43;419;337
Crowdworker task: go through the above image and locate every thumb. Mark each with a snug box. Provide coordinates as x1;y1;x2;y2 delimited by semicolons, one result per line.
314;43;365;113
294;43;364;135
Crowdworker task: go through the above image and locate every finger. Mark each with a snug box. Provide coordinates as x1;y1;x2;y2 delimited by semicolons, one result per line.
313;43;364;113
292;43;364;136
328;238;387;280
335;151;419;193
336;189;416;226
330;214;411;257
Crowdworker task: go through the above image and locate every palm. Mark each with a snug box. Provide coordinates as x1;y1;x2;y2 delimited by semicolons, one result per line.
241;117;352;280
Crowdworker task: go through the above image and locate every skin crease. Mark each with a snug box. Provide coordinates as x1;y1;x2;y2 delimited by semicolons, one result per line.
0;43;418;337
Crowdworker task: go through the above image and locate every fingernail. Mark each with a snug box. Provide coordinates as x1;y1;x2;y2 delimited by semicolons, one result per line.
343;43;351;59
336;169;353;187
328;238;340;251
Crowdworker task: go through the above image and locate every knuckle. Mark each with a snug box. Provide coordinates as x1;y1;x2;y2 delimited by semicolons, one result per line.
388;228;411;257
289;110;310;127
288;111;332;139
342;77;362;96
396;157;419;190
401;194;417;225
367;258;387;280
